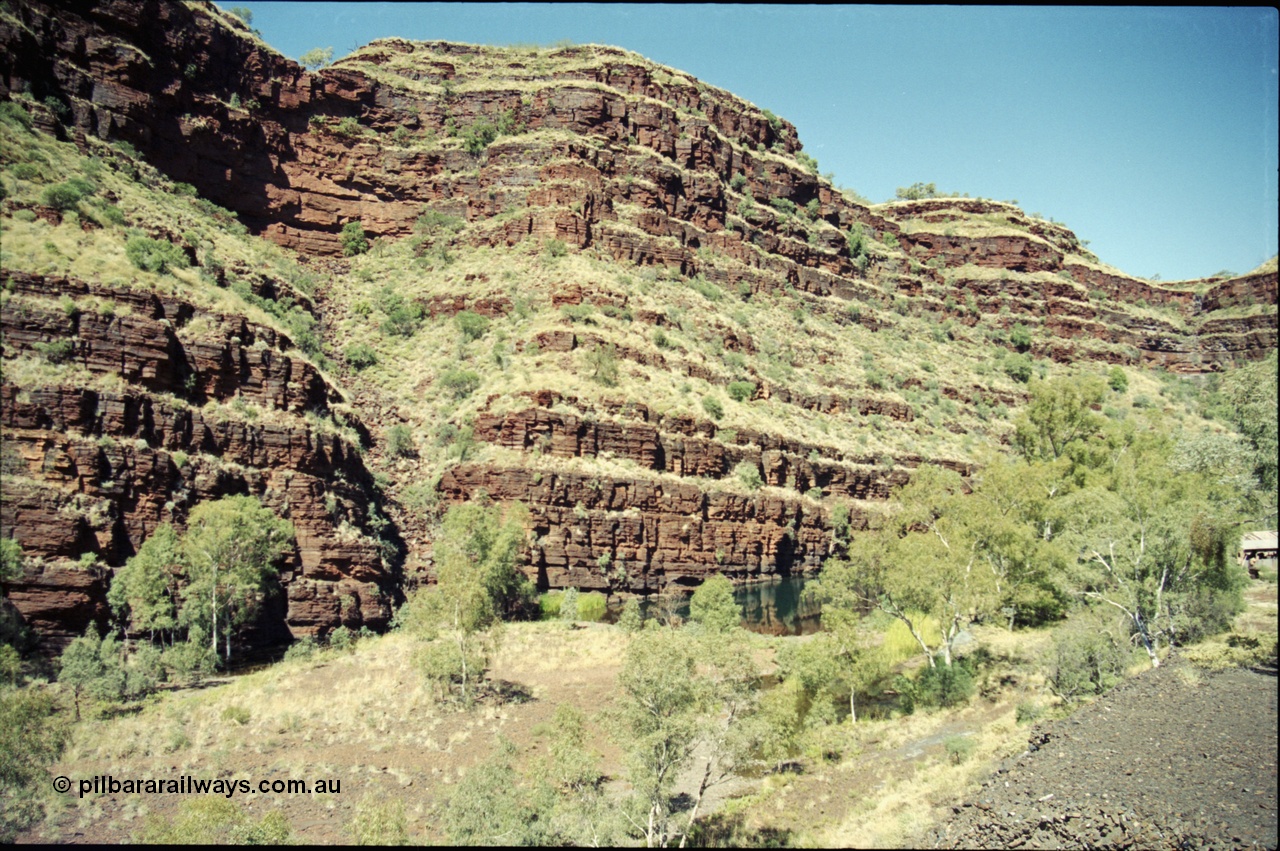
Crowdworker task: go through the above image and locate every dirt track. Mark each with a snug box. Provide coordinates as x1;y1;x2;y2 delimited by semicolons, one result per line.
924;655;1278;849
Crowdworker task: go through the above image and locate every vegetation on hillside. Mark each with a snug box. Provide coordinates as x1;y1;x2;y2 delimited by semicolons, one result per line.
0;17;1277;846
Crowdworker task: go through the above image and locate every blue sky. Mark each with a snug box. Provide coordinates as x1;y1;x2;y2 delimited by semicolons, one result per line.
242;3;1278;282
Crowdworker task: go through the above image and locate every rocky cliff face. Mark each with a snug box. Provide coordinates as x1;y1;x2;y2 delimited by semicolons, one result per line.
1;0;1275;649
1;267;397;647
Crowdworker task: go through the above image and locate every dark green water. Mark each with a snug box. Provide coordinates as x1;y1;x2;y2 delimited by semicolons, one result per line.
611;575;823;636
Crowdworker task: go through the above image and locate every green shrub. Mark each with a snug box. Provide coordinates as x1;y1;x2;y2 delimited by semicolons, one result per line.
454;310;489;341
461;119;498;155
0;100;33;131
701;395;724;420
944;735;975;764
0;689;70;842
34;340;74;364
729;173;747;192
1009;323;1032;352
439;369;481;399
769;197;797;217
1047;614;1128;703
386;425;416;458
584;344;619;386
41;178;95;210
125;236;189;274
344;343;378;370
341;221;369;256
1108;366;1128;393
913;660;975;708
544;238;568;258
1003;353;1033;383
618;598;644;632
558;588;580;621
727;381;756;403
282;637;318;662
734;459;763;491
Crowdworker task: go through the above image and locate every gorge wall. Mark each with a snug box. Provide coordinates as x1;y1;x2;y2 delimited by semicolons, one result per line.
1;0;1275;650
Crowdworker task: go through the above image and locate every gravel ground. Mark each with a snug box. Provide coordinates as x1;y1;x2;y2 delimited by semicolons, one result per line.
924;655;1278;849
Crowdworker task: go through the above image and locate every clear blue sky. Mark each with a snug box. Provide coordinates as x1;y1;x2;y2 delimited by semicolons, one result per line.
243;3;1278;282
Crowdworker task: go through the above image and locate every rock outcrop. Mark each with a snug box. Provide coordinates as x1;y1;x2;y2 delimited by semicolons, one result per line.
1;272;396;646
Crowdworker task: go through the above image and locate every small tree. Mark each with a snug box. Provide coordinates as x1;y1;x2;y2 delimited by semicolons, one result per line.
688;576;739;633
0;689;70;842
726;381;755;403
895;182;938;201
178;496;294;665
58;629;124;719
454;310;489;341
299;46;334;70
340;221;369;256
584;344;619;386
109;523;181;643
402;502;531;702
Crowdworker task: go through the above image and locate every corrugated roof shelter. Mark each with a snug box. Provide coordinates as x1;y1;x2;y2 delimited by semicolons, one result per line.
1240;531;1277;577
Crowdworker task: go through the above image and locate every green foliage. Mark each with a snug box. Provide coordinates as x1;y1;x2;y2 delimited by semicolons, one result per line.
344;343;378;370
125;236;189;274
108;523;181;640
58;629;126;715
378;287;425;337
454;310;489;341
584;344;619;386
340;221;369;256
178;496;294;664
768;197;797;218
830;502;851;547
1046;610;1128;702
0;688;70;842
895;182;938;200
945;735;975;764
41;178;95;210
1108;366;1129;393
33;339;73;364
616;627;704;844
688;576;740;633
726;380;756;403
1223;351;1278;494
912;657;975;708
0;538;22;582
558;588;580;620
734;459;763;491
729;173;747;192
544;237;568;258
0;100;33;132
439;368;481;399
1013;375;1106;462
444;739;546;844
461;119;499;155
350;796;409;845
618;598;644;633
298;46;334;69
1009;322;1032;352
846;223;867;259
138;799;293;845
701;394;724;420
401;502;533;701
227;6;253;24
385;424;416;458
1003;353;1033;383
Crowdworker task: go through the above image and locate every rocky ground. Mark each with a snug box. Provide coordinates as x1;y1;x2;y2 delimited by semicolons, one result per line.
924;654;1278;850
